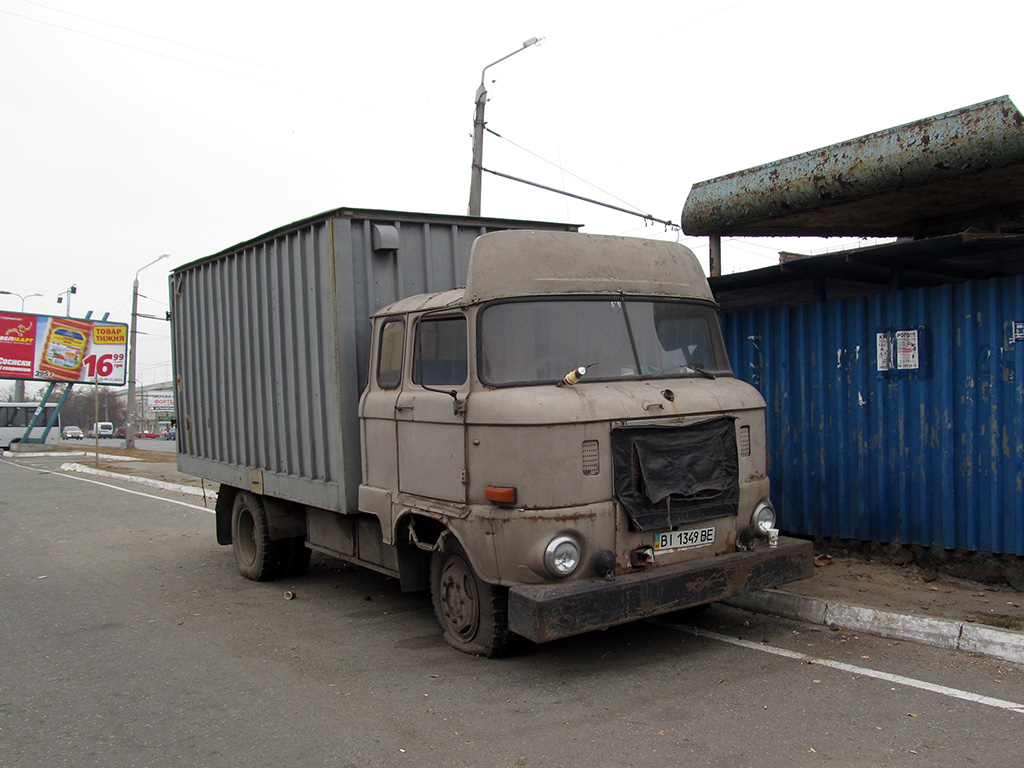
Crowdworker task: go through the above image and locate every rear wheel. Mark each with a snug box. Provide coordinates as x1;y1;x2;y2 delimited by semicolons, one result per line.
231;492;294;581
430;538;514;657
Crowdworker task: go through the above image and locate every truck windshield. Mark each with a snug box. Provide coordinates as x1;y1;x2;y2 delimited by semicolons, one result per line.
478;298;731;386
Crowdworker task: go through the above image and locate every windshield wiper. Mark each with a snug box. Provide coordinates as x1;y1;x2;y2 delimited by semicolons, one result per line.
682;364;716;380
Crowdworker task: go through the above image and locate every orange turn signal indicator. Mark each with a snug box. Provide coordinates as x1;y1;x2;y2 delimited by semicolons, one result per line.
485;485;518;505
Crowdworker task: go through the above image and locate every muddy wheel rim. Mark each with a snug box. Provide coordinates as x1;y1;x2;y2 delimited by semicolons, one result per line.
439;555;479;642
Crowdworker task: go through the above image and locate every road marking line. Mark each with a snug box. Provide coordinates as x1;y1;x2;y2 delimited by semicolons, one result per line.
0;457;215;514
659;621;1024;714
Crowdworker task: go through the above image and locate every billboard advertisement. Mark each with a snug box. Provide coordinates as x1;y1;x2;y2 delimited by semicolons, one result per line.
0;312;128;385
146;391;175;412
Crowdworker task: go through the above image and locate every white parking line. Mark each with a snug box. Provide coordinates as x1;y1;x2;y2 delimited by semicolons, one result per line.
660;620;1024;714
0;457;215;514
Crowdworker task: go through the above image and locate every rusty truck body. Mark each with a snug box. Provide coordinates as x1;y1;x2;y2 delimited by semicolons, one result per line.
170;208;812;656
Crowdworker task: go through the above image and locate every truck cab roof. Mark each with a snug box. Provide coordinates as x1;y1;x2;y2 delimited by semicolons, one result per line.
372;230;716;318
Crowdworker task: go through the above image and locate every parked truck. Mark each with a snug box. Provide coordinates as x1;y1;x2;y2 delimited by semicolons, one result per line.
170;207;812;656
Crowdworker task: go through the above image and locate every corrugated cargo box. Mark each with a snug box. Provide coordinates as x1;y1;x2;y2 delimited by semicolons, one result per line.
169;207;577;512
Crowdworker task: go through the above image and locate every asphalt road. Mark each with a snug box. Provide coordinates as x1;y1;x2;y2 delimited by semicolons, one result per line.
1;454;1021;768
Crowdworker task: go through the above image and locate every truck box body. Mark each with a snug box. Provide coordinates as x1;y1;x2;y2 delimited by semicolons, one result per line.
171;208;578;512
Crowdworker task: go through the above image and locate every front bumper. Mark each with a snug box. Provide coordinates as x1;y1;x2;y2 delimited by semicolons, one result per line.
507;536;813;643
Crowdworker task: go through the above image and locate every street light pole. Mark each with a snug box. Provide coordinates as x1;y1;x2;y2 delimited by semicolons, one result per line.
468;36;542;217
56;284;77;317
0;290;42;402
125;254;169;449
0;290;43;312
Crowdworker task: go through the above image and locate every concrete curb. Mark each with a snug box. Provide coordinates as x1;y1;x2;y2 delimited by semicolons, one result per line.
2;450;140;461
59;462;217;500
725;589;1024;665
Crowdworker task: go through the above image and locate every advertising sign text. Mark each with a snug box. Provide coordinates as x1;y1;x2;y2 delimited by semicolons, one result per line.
0;312;129;385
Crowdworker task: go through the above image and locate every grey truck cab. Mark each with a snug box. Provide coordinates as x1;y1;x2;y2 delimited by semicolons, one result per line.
356;230;810;654
172;214;811;657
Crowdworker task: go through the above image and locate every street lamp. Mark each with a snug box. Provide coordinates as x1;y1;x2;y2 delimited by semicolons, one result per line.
468;36;543;217
57;284;77;316
125;254;170;449
0;290;43;312
0;290;43;402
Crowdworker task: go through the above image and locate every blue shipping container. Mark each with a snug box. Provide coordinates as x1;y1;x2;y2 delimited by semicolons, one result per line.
722;275;1024;556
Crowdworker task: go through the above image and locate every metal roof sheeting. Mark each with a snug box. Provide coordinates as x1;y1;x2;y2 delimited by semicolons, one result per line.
710;231;1024;312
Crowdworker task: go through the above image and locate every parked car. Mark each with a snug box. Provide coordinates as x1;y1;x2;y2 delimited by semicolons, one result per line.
114;426;127;438
88;422;114;439
62;426;84;440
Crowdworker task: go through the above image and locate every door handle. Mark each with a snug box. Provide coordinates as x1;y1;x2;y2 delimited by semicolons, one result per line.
395;403;414;412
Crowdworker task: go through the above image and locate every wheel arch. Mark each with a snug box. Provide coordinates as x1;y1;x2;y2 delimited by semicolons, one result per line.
217;486;307;546
393;512;448;592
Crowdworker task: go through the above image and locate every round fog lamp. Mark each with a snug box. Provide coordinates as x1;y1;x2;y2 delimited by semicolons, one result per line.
544;535;581;578
754;502;776;536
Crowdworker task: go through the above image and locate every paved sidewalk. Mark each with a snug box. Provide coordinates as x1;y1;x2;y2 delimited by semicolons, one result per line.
23;444;1024;665
726;552;1024;665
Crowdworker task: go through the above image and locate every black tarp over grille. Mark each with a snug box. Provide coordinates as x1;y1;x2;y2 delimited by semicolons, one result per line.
612;416;739;532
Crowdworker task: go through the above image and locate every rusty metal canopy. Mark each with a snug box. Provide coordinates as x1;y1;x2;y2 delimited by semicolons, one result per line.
682;96;1024;238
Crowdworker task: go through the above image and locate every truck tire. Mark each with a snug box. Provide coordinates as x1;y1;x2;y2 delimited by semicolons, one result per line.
231;491;286;581
430;538;515;657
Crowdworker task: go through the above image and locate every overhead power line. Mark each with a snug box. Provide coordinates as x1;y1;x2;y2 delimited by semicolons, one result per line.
10;1;683;230
482;168;678;229
483;125;679;230
485;127;651;216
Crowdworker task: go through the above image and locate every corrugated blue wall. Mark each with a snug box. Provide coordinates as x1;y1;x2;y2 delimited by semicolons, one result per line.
722;275;1024;555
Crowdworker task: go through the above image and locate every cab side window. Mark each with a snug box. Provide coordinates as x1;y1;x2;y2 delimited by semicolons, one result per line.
413;317;467;387
376;319;405;389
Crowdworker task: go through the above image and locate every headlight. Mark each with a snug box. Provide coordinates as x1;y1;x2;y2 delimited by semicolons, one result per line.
753;501;776;536
544;535;581;578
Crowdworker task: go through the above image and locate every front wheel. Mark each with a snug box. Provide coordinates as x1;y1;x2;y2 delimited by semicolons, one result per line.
430;538;515;657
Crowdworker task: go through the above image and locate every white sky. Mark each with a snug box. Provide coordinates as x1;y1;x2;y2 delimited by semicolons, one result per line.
2;0;1022;388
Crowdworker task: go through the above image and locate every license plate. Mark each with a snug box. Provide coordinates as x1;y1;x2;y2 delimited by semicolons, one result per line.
653;526;716;552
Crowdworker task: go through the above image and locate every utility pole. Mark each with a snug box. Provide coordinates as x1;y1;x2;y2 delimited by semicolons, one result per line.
126;254;169;449
468;37;542;217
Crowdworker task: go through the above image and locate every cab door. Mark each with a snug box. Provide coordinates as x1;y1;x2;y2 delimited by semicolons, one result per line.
395;313;469;503
360;317;405;495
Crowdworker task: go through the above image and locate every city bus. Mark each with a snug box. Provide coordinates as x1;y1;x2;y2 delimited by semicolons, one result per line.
0;402;60;449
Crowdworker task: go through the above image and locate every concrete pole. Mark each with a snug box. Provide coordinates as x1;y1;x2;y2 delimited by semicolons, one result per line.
125;254;169;450
125;276;140;450
709;235;722;278
468;84;487;217
466;37;541;217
